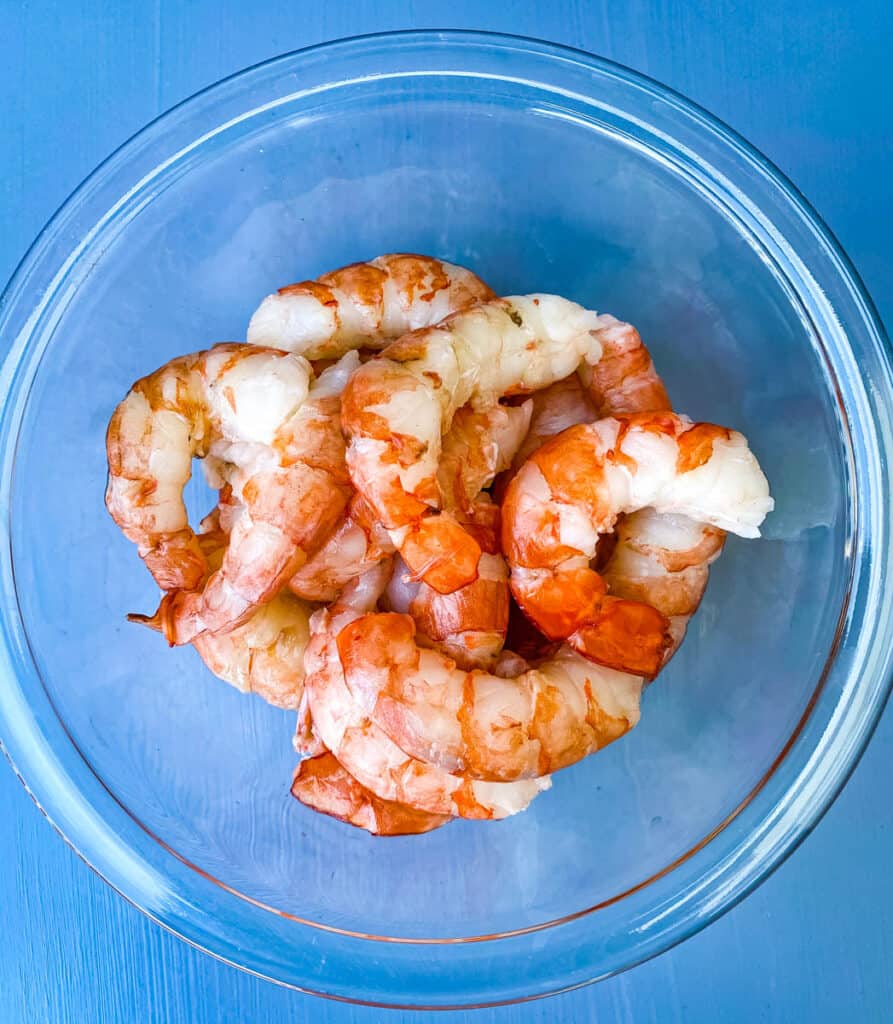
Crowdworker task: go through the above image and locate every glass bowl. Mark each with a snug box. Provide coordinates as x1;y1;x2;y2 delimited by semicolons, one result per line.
1;30;891;1009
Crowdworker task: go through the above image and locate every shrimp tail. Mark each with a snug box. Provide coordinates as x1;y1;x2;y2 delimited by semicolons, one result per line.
127;600;190;649
127;608;167;636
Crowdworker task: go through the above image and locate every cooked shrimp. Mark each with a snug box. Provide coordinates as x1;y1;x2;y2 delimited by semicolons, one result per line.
302;564;550;817
436;402;532;515
379;404;530;669
502;412;774;678
507;371;724;665
159;526;312;710
191;591;310;709
291;752;450;836
288;404;528;673
106;351;223;593
500;315;669;468
341;295;609;594
385;551;508;670
384;501;509;670
288;493;395;603
581;314;670;416
337;612;643;782
247;254;495;359
119;349;358;644
288;402;530;604
508;374;598;473
600;509;726;660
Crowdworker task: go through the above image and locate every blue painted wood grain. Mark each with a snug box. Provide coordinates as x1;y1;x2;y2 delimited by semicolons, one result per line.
1;1;891;1020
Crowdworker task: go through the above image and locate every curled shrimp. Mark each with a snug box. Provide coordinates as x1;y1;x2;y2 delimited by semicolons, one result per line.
601;509;726;657
502;412;774;678
291;402;530;670
384;500;509;669
302;564;550;817
580;314;670;417
175;526;312;710
115;349;358;644
335;612;643;782
341;297;662;595
287;493;395;603
379;404;531;669
505;374;725;664
247;253;495;359
291;752;449;836
289;402;530;603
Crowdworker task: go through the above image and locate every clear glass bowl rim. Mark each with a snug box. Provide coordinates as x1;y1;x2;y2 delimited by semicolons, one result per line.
0;28;892;1009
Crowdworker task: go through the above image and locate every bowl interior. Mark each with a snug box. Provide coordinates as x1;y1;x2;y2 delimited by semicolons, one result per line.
7;73;848;942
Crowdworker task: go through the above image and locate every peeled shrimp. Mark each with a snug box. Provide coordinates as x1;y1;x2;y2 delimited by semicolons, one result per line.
502;413;774;678
378;404;531;669
114;349;358;644
287;493;394;603
384;501;509;670
601;509;726;658
302;564;550;817
247;254;495;360
436;402;532;514
580;314;670;417
506;316;670;473
291;403;530;670
336;612;643;782
191;592;310;709
505;374;725;664
291;752;449;836
163;526;311;710
289;402;530;604
341;295;612;594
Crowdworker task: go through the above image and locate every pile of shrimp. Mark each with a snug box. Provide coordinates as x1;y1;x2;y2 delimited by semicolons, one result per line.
106;253;774;836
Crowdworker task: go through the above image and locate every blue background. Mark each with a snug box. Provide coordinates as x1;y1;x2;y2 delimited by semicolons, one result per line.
2;2;892;1020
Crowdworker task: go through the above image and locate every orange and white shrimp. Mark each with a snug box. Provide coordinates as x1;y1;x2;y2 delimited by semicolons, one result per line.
506;371;726;665
289;401;531;605
191;590;311;709
290;403;530;669
505;316;670;473
108;347;357;643
379;404;530;669
503;372;736;669
600;509;726;658
247;253;495;359
580;314;670;416
164;526;312;710
436;402;532;514
287;493;395;603
341;295;612;594
295;497;511;669
502;413;773;678
291;752;450;836
336;612;643;782
384;500;509;670
301;564;550;817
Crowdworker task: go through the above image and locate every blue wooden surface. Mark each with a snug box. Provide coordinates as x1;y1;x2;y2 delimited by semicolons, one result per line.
2;2;892;1020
